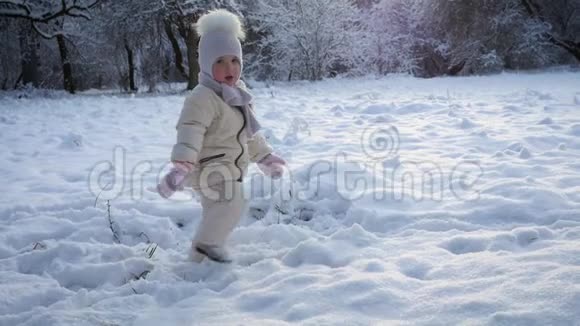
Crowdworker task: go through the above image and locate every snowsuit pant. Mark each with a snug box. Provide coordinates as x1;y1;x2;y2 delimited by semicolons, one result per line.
190;177;247;261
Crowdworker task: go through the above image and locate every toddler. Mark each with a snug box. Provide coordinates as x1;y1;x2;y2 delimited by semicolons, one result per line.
157;9;285;263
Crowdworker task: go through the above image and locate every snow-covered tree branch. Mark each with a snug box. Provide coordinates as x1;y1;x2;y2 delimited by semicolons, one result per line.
519;0;580;61
248;0;361;81
0;0;100;22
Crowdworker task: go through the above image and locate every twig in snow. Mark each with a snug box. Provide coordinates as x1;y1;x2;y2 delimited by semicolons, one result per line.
145;243;158;259
32;242;46;250
93;182;112;208
274;204;288;224
131;270;150;280
274;204;288;215
139;232;151;244
107;200;121;244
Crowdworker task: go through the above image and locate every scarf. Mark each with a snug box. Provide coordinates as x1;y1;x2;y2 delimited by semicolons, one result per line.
198;72;261;137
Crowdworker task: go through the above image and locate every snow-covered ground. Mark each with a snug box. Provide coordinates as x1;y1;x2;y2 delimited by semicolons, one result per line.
1;71;580;325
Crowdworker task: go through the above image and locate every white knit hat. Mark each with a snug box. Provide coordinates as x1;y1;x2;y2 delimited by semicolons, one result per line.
196;9;246;76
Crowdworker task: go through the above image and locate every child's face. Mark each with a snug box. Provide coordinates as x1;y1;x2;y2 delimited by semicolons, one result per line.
212;55;241;87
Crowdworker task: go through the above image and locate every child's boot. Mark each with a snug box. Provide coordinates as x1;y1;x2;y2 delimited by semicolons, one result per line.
194;242;232;263
188;242;206;263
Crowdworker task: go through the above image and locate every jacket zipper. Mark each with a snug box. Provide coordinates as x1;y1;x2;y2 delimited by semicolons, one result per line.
234;106;247;182
199;153;225;164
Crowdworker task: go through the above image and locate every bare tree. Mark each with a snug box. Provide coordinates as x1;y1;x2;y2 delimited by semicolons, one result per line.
252;0;360;81
162;1;201;89
18;20;40;87
160;0;240;89
1;0;102;93
422;0;561;75
96;0;163;92
359;0;426;76
520;0;580;62
0;0;99;22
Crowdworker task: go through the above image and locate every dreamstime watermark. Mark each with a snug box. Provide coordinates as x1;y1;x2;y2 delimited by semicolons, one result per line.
87;125;484;203
361;125;400;160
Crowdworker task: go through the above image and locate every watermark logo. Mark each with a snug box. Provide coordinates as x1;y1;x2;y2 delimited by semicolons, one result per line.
87;125;483;204
361;125;400;160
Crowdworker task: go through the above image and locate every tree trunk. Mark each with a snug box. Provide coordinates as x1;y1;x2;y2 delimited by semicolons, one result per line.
13;73;23;89
125;42;138;92
56;34;75;94
19;21;39;87
185;25;199;90
161;56;171;81
164;19;188;80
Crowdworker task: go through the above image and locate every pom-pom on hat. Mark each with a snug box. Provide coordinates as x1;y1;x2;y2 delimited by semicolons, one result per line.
196;9;246;76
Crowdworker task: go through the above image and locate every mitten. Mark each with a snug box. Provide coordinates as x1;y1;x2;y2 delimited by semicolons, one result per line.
257;153;286;179
157;161;194;199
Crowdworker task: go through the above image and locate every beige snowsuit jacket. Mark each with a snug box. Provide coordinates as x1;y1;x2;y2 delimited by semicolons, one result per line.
170;80;273;190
